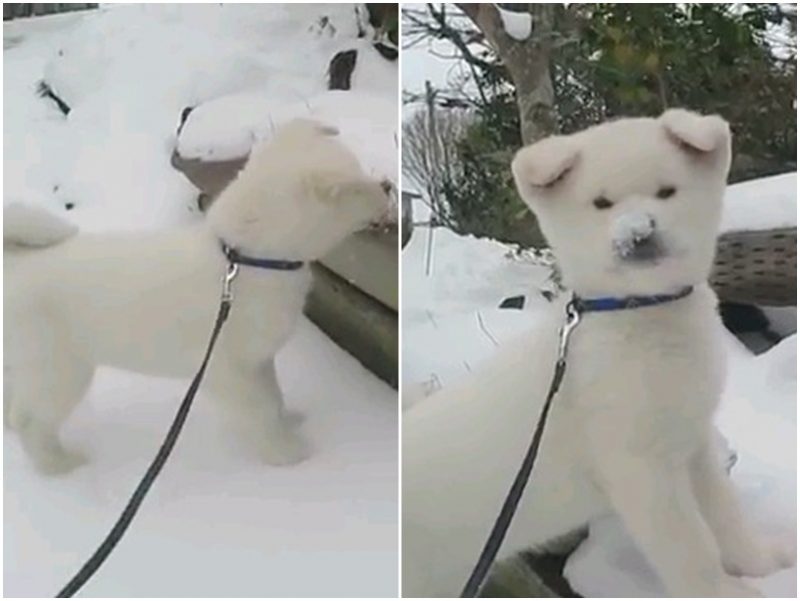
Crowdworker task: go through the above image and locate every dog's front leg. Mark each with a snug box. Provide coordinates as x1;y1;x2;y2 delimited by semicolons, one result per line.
690;431;795;577
208;359;311;465
592;453;760;597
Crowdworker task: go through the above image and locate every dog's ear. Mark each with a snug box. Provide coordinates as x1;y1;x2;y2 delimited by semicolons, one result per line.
511;136;580;195
660;109;730;156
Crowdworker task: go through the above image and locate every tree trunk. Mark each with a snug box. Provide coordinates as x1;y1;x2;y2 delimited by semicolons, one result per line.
458;3;558;144
456;3;558;248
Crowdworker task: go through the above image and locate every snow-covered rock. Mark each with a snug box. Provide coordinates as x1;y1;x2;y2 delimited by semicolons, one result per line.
721;172;796;233
176;89;398;189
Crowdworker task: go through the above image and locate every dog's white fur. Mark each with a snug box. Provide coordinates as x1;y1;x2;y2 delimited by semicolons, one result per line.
4;119;388;474
402;109;793;597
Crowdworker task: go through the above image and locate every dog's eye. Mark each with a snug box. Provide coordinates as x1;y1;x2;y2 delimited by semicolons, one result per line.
656;186;676;199
593;196;613;210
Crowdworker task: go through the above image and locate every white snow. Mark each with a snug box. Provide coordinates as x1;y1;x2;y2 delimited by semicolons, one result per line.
4;5;397;597
4;3;397;232
720;172;797;233
176;88;398;190
495;5;532;42
402;179;796;595
611;210;656;257
402;202;551;400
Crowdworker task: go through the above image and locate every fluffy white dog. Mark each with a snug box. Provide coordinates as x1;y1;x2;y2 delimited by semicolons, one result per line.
4;119;388;474
402;109;793;597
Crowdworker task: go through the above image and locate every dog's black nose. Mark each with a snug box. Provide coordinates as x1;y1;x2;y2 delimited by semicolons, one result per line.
628;235;662;261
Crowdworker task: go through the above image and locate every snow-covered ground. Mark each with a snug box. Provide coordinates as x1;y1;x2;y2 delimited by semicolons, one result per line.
402;222;550;402
402;173;797;596
4;5;397;597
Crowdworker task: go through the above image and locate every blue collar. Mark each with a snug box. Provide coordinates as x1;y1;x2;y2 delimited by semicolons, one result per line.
574;286;693;313
221;243;304;271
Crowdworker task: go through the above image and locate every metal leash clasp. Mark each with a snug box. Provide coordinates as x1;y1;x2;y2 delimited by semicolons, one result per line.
557;298;581;361
221;261;239;303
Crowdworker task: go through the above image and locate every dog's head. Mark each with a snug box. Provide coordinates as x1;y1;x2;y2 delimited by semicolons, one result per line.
208;119;390;260
512;109;731;296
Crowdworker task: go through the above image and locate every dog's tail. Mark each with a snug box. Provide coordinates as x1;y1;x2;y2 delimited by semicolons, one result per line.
4;202;78;249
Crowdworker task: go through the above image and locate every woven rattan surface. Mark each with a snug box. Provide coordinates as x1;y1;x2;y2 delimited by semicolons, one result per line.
711;227;797;307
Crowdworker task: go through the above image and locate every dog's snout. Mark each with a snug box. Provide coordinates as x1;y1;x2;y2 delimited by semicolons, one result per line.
612;211;662;262
632;217;657;244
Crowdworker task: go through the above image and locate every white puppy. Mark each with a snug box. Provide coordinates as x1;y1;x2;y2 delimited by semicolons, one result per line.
4;119;388;474
402;109;793;597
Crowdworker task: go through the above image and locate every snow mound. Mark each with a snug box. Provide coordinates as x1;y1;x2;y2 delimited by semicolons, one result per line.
496;6;532;42
721;172;797;233
177;89;398;187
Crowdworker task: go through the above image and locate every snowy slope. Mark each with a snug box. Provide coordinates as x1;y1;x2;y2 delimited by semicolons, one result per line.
402;181;796;596
4;5;397;597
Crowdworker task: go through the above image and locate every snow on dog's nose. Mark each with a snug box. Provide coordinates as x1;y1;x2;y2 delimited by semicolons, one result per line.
612;211;661;262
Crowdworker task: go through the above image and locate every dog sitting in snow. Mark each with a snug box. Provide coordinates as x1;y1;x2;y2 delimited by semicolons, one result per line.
402;109;794;597
4;119;388;474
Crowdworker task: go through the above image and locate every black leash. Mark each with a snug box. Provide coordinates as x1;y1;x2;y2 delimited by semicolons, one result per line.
56;262;240;598
460;299;581;598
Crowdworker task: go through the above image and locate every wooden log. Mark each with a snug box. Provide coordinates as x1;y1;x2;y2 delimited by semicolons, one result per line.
305;262;398;389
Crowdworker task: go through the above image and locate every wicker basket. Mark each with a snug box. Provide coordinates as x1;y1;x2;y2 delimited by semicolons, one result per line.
710;227;797;307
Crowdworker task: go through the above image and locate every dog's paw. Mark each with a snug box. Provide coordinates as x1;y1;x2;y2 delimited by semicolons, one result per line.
263;429;312;466
722;537;796;578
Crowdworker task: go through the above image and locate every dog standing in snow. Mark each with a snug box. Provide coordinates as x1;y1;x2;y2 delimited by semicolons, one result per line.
402;109;794;597
4;119;388;474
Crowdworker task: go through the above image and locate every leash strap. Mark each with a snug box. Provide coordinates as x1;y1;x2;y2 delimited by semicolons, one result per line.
56;264;239;598
460;300;581;598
